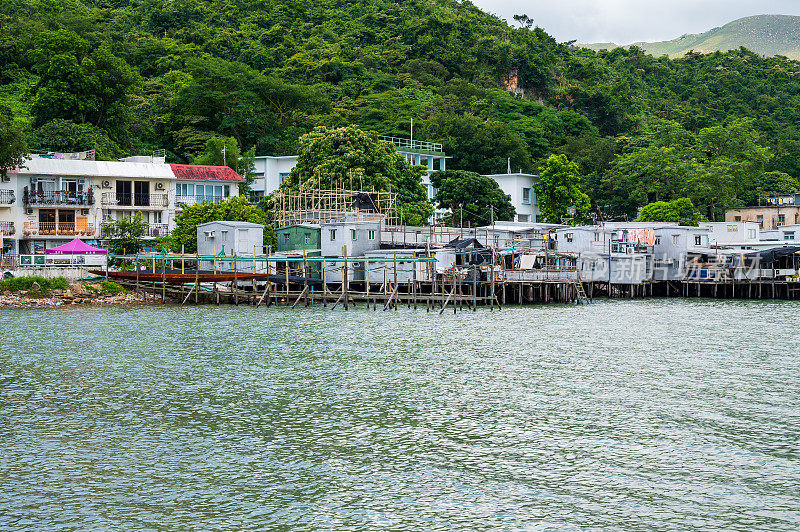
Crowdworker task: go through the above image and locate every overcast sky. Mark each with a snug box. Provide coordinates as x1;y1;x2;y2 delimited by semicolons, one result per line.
471;0;800;44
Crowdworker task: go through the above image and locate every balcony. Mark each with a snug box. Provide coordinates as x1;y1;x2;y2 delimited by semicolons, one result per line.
23;190;93;207
100;223;170;238
0;189;15;206
176;194;227;207
23;221;96;236
0;221;14;236
101;192;169;208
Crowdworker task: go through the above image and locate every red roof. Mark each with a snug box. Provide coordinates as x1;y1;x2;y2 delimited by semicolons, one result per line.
170;164;245;182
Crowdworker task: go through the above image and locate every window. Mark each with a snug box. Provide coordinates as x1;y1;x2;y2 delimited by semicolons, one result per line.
748;229;757;239
655;237;661;245
517;214;529;222
673;235;680;245
368;230;375;240
694;235;702;246
756;215;764;229
278;172;289;184
304;233;311;245
785;231;795;241
778;214;786;226
152;211;162;224
223;185;230;197
283;234;290;245
330;229;336;241
565;233;573;243
734;216;742;222
521;187;532;205
351;229;358;241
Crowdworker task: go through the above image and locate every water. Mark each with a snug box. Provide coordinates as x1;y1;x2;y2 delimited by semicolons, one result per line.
1;300;799;530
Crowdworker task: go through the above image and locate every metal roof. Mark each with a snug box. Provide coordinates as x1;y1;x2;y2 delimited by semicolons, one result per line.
12;157;175;179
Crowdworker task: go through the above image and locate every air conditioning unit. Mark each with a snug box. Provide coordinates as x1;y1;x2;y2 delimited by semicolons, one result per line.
82;209;90;216
155;182;165;190
25;208;33;215
30;177;38;185
102;180;112;188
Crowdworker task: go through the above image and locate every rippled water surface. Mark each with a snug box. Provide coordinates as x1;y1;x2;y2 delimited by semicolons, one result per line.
1;300;799;530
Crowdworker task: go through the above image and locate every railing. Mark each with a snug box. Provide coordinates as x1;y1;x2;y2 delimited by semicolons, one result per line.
0;189;14;205
379;135;443;153
23;221;95;236
147;224;170;237
101;192;169;207
23;190;93;206
176;194;227;206
0;221;14;235
101;223;170;238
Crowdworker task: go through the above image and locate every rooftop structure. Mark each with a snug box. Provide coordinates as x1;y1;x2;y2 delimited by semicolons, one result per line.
273;188;397;228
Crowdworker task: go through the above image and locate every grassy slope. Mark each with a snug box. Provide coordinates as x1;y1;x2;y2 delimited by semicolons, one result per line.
582;15;800;59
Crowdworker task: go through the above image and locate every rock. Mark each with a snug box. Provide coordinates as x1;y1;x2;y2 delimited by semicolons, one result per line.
71;283;87;295
30;281;41;292
51;289;64;297
63;290;74;300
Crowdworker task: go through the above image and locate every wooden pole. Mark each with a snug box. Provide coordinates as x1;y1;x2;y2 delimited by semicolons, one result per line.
413;258;417;310
343;245;349;310
161;251;166;302
195;253;199;304
233;253;239;305
135;253;140;293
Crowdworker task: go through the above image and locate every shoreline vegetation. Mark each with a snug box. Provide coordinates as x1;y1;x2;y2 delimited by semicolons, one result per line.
0;276;159;308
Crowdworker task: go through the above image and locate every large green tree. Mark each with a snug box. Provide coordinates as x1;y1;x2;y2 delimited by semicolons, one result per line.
536;154;590;224
0;115;27;179
637;198;703;226
284;125;433;225
430;170;515;226
30;30;139;138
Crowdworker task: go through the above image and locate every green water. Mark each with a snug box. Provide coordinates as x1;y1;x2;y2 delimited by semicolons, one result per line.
1;300;799;530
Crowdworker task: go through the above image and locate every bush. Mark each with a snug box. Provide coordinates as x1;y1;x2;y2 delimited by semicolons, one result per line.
99;281;126;296
0;276;69;292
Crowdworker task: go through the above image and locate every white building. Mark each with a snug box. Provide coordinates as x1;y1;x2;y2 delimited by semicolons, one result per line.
250;156;298;198
172;164;243;209
700;221;760;249
483;173;540;222
3;154;175;255
197;221;264;271
0;153;246;261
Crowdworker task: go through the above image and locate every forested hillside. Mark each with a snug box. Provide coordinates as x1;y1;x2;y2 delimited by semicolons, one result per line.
2;0;800;220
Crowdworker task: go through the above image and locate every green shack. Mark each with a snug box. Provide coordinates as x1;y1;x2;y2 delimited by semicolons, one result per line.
275;224;322;278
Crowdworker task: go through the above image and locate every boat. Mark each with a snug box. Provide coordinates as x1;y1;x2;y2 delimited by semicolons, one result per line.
90;269;273;283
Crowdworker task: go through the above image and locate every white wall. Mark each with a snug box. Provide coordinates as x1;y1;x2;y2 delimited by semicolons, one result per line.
484;174;539;222
321;221;381;257
700;222;759;245
251;156;298;195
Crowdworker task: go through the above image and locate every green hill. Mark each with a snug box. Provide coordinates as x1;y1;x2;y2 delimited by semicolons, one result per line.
583;15;800;59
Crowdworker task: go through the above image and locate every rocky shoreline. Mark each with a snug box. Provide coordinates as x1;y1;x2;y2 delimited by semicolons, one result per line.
0;282;161;309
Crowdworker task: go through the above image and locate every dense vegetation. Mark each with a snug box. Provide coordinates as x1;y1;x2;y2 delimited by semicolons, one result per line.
2;0;800;222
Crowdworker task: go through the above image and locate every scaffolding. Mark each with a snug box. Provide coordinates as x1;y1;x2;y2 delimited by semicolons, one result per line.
273;188;399;228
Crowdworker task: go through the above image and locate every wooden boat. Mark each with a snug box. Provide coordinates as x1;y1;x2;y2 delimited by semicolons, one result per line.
90;269;273;283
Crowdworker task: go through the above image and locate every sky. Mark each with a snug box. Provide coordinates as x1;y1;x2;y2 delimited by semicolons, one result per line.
471;0;800;44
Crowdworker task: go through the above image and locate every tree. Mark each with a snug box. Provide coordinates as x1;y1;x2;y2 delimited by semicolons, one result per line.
637;198;703;225
430;170;515;226
30;31;139;137
0;115;27;179
29;119;121;160
285;126;433;225
536;154;590;224
194;136;241;171
171;196;272;253
102;214;148;255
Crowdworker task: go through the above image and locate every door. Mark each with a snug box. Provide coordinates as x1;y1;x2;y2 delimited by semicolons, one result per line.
116;180;132;205
39;209;56;234
59;210;75;235
134;181;149;206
